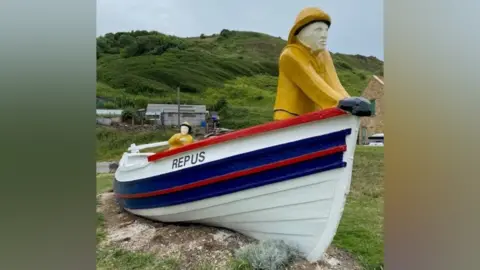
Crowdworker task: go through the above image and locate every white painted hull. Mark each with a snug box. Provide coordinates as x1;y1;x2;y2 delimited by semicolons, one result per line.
114;110;360;262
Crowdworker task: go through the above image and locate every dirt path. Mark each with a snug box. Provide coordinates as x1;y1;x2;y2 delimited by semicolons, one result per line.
97;192;362;270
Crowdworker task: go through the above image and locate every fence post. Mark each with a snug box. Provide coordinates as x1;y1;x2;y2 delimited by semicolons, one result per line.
177;87;181;126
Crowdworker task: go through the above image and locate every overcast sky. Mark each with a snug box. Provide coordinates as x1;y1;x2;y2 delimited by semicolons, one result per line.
97;0;383;60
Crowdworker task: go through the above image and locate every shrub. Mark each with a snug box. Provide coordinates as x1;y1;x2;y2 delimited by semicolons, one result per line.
358;72;367;80
212;97;229;112
121;107;140;122
103;101;117;109
233;240;301;270
220;29;233;38
336;60;353;70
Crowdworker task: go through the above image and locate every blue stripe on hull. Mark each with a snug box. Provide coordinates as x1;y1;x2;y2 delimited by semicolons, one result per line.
114;128;351;195
117;152;346;209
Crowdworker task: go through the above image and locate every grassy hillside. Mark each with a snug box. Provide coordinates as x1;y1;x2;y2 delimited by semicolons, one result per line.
97;30;383;128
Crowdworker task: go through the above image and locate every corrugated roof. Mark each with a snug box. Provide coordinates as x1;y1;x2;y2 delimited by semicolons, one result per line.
96;109;123;116
145;104;207;114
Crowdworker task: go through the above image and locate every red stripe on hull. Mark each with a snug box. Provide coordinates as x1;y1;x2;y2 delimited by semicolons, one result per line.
117;145;346;199
147;108;347;162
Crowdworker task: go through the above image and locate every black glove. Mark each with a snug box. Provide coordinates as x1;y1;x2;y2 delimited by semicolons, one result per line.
337;97;373;117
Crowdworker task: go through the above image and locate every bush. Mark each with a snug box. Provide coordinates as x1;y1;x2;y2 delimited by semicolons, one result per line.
121;107;140;122
220;29;233;38
233;240;301;270
100;32;188;58
358;72;367;80
336;60;353;70
103;101;117;109
212;97;229;112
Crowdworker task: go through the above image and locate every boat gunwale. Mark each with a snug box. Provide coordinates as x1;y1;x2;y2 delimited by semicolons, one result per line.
147;107;349;163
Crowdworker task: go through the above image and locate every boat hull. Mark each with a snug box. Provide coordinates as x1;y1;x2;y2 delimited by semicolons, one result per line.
114;109;359;262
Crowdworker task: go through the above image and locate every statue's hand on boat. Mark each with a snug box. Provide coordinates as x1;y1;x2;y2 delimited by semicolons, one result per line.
337;97;373;117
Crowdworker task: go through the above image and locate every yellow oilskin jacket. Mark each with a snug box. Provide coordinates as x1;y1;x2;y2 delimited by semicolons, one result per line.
168;133;194;150
273;7;351;121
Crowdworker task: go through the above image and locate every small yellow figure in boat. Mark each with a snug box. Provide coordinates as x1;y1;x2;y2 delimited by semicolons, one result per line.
274;7;372;120
168;122;194;150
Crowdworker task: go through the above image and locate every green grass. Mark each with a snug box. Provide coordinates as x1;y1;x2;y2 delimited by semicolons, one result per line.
96;174;114;193
96;174;111;245
95;146;384;269
97;211;106;244
96;126;175;161
97;248;182;270
333;146;384;269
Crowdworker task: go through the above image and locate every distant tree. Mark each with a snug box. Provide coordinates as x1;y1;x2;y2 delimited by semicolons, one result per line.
146;35;187;55
104;33;115;41
114;95;135;108
121;41;139;57
96;37;109;51
121;107;140;122
136;36;156;54
200;34;206;39
130;30;150;37
220;29;233;38
134;97;149;109
113;32;129;40
96;36;121;54
103;101;117;109
96;45;102;59
118;34;136;47
213;97;229;112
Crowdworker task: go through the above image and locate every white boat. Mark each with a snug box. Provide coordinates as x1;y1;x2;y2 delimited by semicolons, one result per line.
114;107;362;262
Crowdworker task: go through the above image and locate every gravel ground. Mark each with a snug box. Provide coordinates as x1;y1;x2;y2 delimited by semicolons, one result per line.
97;192;362;270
